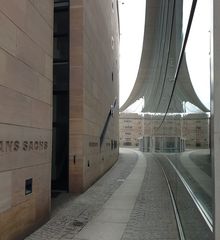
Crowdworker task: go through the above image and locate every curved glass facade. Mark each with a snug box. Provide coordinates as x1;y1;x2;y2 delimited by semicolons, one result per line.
155;1;213;239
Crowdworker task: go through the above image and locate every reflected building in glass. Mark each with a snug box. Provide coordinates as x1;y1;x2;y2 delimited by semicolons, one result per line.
120;0;218;239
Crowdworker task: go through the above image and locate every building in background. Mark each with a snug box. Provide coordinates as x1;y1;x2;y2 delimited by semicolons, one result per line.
119;112;209;151
182;113;210;149
119;113;143;147
0;0;119;239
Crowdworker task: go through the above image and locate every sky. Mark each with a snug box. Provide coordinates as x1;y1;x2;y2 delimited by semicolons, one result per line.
184;0;211;109
118;0;146;108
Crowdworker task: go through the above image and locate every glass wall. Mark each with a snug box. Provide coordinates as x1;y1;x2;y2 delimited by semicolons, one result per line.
52;0;70;192
155;1;213;239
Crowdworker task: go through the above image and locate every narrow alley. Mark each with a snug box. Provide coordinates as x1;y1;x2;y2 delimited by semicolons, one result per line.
26;149;179;240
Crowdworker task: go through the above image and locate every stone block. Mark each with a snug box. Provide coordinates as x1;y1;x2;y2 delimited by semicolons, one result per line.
0;172;12;213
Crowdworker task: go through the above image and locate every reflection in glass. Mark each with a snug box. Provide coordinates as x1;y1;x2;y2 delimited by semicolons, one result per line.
155;0;212;239
170;0;212;217
136;0;212;238
54;37;69;62
54;10;69;36
182;0;193;39
185;1;211;109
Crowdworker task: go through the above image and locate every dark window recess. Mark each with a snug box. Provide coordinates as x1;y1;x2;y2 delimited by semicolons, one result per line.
54;36;69;62
54;0;69;8
123;142;132;146
55;0;69;3
114;140;117;149
25;178;32;195
53;63;69;91
112;72;114;82
53;94;69;125
111;140;114;150
52;0;69;191
54;10;69;35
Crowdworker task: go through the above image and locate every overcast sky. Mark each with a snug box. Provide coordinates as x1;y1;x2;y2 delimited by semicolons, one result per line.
118;0;146;108
185;0;211;109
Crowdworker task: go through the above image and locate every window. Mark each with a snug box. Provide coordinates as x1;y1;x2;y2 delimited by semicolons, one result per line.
54;36;69;62
52;0;69;191
54;10;69;35
25;178;33;195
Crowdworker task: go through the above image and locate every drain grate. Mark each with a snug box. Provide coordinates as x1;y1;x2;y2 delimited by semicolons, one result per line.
72;220;84;227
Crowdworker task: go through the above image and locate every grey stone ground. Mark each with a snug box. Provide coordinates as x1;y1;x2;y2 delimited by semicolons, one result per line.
121;154;179;240
26;149;179;240
26;149;138;240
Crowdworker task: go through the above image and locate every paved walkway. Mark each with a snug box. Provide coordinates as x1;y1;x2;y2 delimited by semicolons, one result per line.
26;148;179;240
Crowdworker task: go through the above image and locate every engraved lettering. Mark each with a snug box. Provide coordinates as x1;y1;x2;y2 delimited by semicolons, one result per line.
29;141;33;151
6;141;13;152
0;141;4;152
23;141;28;151
44;141;48;150
34;141;38;150
39;141;44;151
14;141;20;151
0;140;48;152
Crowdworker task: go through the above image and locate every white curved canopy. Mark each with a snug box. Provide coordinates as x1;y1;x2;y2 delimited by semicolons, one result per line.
120;0;208;113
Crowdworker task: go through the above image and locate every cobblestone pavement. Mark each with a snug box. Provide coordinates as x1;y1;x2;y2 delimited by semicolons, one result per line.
121;153;179;240
26;148;138;240
26;150;179;240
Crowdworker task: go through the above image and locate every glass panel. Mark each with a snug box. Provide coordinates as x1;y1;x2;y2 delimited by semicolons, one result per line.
155;0;213;239
54;63;69;91
53;94;69;125
185;1;211;109
54;36;69;62
54;10;69;36
174;0;211;215
55;0;68;2
182;0;193;39
52;1;69;191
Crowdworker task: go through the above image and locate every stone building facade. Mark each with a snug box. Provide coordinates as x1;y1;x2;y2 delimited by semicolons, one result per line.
0;0;119;239
0;1;53;239
119;113;209;149
119;113;143;147
182;113;210;149
69;0;119;193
